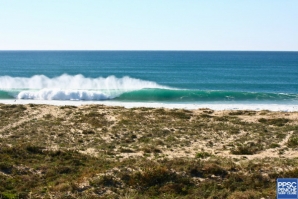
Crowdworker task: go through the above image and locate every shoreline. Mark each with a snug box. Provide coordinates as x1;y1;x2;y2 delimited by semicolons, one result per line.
1;99;298;112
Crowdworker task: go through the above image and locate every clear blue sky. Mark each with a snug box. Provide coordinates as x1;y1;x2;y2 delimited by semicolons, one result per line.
0;0;297;50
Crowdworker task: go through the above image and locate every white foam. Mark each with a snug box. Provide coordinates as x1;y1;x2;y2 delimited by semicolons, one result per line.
17;89;112;100
0;74;167;90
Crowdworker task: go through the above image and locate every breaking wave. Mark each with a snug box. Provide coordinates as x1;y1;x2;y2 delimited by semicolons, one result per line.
0;74;170;100
1;74;298;102
0;74;167;90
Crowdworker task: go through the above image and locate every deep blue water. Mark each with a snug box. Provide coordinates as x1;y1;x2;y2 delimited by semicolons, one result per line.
0;51;298;103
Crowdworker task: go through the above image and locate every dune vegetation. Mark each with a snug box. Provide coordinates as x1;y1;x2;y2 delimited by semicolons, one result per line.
1;104;298;198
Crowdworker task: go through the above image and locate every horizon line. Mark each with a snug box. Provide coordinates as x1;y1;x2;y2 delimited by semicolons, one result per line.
0;50;298;52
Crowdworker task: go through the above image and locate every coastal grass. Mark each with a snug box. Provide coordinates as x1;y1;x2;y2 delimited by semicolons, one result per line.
1;104;298;198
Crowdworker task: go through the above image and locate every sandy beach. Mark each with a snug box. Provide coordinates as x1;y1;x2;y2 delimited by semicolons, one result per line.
1;103;298;198
2;99;298;112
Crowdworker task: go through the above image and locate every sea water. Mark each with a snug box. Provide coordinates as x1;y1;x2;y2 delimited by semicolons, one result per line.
0;51;298;111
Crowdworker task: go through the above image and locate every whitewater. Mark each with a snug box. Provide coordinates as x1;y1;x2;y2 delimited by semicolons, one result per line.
0;74;169;100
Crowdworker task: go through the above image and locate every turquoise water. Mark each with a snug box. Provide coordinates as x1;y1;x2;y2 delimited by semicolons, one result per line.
0;51;298;104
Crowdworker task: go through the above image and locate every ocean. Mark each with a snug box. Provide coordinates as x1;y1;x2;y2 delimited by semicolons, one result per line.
0;51;298;111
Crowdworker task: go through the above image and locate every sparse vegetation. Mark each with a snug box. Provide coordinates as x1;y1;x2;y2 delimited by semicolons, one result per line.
0;103;298;198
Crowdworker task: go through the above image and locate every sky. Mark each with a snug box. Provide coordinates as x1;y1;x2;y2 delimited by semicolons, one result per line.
0;0;297;51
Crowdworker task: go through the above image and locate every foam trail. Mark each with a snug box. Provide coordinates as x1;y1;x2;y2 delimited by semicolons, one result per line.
17;89;112;100
0;74;167;90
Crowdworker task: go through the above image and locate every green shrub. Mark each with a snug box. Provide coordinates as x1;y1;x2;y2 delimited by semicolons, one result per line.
231;142;263;155
90;175;119;187
258;118;290;126
123;165;192;194
287;135;298;147
269;143;280;148
196;151;212;159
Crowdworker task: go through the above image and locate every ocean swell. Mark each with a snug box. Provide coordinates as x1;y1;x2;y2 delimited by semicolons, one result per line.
116;89;298;102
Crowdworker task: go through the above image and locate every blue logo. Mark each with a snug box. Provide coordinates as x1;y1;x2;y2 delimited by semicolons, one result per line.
277;178;298;199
